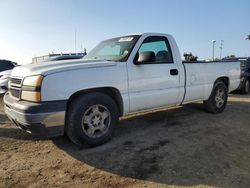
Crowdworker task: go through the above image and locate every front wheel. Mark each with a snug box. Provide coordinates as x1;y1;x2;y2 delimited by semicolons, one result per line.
66;92;119;146
203;81;228;113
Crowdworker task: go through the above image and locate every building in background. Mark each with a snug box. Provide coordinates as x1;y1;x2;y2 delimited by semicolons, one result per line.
32;52;86;64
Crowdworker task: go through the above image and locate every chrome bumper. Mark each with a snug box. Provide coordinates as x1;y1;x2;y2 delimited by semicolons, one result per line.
4;93;66;137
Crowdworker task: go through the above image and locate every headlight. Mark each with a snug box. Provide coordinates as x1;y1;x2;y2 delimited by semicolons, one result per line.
22;75;43;87
21;75;44;102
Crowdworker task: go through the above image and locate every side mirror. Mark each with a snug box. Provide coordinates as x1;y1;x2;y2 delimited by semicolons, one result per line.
134;51;155;65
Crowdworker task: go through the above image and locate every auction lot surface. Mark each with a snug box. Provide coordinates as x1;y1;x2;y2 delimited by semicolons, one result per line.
0;94;250;188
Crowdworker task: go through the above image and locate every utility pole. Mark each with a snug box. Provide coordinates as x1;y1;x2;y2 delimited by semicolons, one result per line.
219;40;224;60
212;40;216;61
75;29;77;54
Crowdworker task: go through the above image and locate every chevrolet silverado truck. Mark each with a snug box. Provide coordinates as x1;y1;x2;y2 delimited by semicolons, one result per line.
4;33;241;146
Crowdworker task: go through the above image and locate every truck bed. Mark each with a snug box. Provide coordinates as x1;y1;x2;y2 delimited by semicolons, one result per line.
182;61;240;104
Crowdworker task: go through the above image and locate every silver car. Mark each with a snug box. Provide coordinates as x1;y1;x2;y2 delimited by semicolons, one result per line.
0;70;12;94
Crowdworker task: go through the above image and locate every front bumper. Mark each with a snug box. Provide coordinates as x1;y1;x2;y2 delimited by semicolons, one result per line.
4;93;67;137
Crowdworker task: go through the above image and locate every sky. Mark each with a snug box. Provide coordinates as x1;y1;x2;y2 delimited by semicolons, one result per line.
0;0;249;64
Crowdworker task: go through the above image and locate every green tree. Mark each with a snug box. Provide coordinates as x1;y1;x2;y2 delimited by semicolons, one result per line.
225;55;236;58
183;52;198;62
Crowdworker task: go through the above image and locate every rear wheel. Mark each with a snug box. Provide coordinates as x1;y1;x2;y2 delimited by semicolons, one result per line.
66;92;119;146
203;81;228;113
241;78;250;94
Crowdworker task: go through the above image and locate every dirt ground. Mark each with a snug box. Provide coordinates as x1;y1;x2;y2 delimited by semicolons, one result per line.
0;94;250;188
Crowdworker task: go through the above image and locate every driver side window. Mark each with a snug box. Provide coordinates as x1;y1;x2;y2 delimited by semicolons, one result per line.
137;36;173;64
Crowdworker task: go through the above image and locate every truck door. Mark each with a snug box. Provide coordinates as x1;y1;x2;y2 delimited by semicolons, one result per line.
127;36;181;112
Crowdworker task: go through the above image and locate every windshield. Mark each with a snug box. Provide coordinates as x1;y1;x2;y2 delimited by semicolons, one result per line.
83;35;140;62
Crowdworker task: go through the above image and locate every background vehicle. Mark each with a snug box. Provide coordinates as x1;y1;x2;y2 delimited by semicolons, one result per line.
0;70;12;94
4;33;241;146
0;60;17;72
0;60;17;94
239;58;250;94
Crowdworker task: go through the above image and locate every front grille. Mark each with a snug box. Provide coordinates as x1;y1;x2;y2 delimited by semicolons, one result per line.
10;78;22;85
10;88;21;99
9;77;23;100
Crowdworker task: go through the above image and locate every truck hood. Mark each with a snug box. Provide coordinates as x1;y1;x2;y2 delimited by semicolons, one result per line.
11;59;117;78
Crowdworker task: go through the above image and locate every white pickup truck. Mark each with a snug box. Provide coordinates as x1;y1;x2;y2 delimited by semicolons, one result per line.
4;33;240;146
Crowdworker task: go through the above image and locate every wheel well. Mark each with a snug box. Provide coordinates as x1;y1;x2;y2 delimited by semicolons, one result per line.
215;77;229;88
67;87;124;116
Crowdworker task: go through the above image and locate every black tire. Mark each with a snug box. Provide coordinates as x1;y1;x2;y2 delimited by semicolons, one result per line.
203;81;228;113
66;92;119;146
240;78;250;94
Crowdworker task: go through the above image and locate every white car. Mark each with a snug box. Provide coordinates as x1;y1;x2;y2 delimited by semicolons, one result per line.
0;70;12;94
4;33;241;146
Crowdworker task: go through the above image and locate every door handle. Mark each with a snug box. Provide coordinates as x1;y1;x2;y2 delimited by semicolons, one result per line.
170;69;178;75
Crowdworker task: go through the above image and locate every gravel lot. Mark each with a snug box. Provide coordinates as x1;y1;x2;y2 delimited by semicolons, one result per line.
0;94;250;188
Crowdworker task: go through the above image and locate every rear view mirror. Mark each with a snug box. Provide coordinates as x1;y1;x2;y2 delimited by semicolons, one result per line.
134;51;155;65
